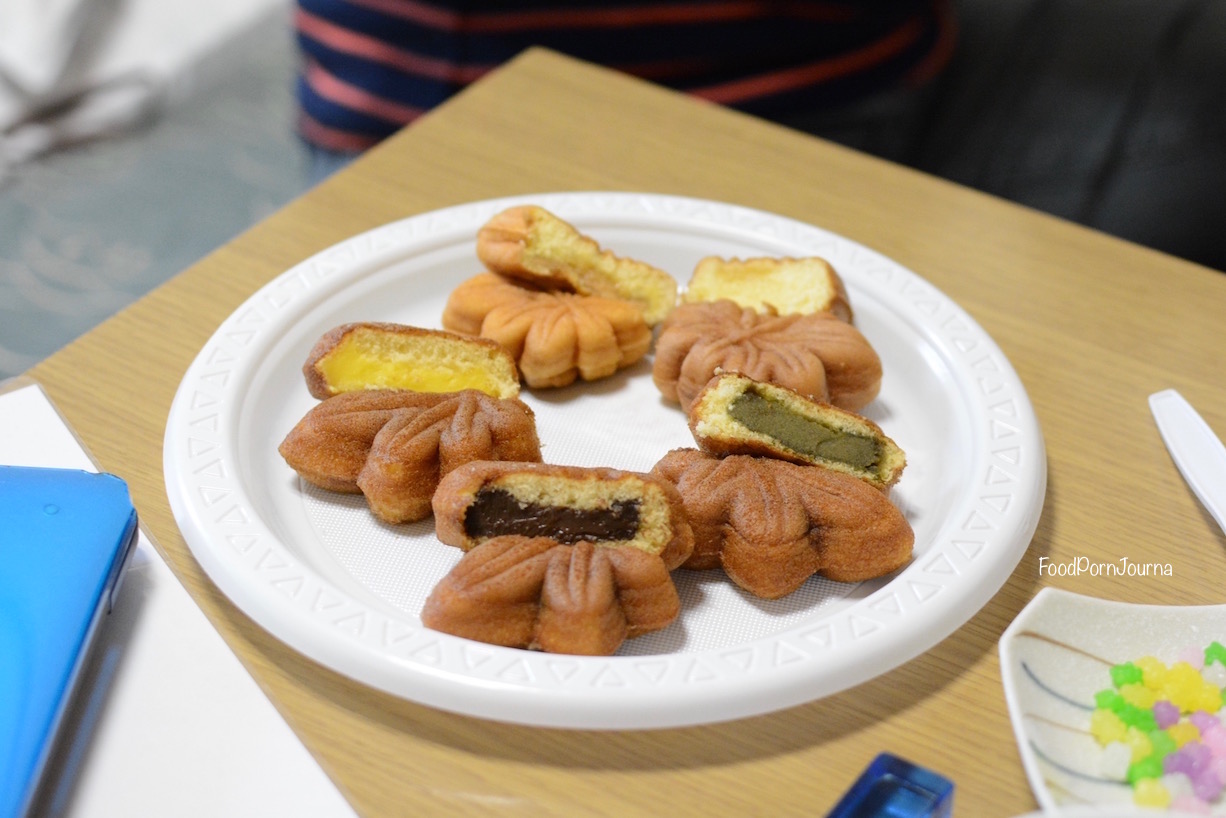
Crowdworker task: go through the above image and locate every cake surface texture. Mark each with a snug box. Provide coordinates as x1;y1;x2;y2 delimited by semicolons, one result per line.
421;535;682;655
442;272;651;388
652;300;882;411
278;389;541;523
475;205;677;325
651;448;913;598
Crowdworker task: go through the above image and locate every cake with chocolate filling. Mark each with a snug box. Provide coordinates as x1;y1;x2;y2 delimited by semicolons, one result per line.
683;256;852;320
421;535;682;655
303;322;520;400
475;205;677;325
431;460;694;570
688;372;906;490
651;448;914;598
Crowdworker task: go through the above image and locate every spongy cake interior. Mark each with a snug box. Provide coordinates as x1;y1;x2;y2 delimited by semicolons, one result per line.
684;257;841;315
519;208;677;325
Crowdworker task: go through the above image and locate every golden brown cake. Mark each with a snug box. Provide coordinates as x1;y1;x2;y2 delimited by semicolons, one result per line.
276;389;421;494
475;205;677;325
683;256;852;320
651;448;913;598
278;389;541;523
431;460;694;570
688;372;906;490
302;322;520;400
442;272;652;388
421;535;682;655
652;300;882;411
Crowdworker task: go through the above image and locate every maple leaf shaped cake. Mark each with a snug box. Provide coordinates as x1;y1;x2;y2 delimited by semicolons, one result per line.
651;300;882;411
651;448;913;599
421;535;682;655
443;272;652;388
278;389;542;524
425;460;694;655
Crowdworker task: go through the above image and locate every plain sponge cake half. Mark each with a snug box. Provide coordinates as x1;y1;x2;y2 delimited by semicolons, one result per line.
475;204;678;325
683;256;852;320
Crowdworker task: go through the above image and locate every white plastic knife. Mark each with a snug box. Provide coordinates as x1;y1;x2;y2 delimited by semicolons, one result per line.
1149;389;1226;537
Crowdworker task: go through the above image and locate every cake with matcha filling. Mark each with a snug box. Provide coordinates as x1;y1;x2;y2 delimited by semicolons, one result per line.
688;372;906;490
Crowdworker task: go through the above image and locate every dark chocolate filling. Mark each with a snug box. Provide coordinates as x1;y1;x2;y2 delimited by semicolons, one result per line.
728;390;881;469
464;487;641;544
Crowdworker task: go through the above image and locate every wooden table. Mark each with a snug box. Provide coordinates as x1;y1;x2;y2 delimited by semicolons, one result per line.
26;48;1226;816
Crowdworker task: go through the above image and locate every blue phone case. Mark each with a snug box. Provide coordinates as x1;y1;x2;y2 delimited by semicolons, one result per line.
0;466;139;818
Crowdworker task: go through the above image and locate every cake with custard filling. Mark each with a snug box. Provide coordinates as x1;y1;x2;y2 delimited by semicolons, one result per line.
302;321;521;400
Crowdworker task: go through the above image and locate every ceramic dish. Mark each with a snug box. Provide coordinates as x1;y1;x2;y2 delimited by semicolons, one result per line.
1001;588;1226;813
164;192;1046;729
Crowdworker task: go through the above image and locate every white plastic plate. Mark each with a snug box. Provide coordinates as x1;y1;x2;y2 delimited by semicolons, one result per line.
165;192;1046;729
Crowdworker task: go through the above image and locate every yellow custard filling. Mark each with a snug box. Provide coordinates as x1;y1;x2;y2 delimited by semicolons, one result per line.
318;329;517;398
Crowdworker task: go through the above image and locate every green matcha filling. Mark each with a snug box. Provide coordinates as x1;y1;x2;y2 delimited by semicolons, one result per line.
727;391;880;470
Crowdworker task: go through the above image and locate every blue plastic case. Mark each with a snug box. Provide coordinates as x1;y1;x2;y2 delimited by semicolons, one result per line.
0;466;138;818
826;753;954;818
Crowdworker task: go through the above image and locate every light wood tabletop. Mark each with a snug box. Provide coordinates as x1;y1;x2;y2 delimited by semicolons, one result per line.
24;48;1226;816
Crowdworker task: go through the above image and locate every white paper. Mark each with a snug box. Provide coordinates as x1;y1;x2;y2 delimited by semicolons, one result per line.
0;381;356;818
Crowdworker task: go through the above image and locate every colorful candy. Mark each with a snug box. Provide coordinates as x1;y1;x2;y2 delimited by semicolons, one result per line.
1091;642;1226;810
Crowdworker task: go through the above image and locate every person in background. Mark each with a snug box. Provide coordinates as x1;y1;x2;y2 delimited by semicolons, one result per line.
293;0;957;177
292;0;1226;272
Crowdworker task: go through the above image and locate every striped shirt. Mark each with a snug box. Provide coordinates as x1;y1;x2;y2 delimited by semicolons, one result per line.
295;0;957;152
